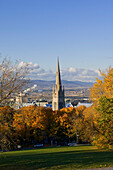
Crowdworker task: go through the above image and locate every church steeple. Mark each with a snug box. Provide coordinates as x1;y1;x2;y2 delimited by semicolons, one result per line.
52;58;65;111
56;58;61;90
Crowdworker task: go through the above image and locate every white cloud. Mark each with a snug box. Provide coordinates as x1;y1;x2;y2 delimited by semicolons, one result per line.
19;61;102;82
61;67;102;82
95;70;101;77
68;67;76;73
33;64;39;68
18;61;27;68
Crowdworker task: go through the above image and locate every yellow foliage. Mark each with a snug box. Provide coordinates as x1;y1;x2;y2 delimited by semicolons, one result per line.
90;67;113;102
76;105;86;116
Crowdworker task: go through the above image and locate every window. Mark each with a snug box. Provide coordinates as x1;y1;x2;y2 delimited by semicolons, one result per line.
54;102;56;110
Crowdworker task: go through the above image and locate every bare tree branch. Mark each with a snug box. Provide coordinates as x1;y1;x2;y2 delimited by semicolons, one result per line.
0;57;30;105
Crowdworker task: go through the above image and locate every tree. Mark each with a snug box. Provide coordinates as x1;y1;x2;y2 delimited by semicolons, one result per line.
0;106;16;150
13;106;59;146
0;57;29;105
39;107;59;145
72;106;86;144
90;67;113;103
82;105;99;143
93;96;113;149
0;57;30;150
58;107;76;143
13;105;42;145
89;67;113;148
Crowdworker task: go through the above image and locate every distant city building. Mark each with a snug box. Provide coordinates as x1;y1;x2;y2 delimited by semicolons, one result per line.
52;59;65;111
76;102;92;108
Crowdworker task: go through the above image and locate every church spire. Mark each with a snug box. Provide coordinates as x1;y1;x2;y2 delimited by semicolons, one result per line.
56;58;61;90
52;58;65;111
57;57;60;73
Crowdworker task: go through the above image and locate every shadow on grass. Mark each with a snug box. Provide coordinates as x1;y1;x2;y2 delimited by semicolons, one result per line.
0;148;113;169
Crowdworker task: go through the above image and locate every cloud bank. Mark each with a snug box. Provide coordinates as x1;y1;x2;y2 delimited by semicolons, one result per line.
20;61;101;82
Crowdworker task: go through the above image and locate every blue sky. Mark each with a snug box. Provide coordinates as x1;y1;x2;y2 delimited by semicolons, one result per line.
0;0;113;81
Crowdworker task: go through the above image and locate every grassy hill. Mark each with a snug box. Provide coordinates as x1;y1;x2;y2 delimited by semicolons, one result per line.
0;146;113;169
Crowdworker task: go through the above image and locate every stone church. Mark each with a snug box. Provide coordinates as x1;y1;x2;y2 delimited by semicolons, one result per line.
52;59;65;111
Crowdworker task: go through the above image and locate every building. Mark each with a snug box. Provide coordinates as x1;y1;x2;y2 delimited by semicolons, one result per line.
52;59;65;111
76;102;92;108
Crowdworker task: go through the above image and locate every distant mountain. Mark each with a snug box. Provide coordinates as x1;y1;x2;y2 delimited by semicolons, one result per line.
62;80;93;88
27;79;94;90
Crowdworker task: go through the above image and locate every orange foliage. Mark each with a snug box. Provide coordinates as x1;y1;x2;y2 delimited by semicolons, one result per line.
13;106;59;141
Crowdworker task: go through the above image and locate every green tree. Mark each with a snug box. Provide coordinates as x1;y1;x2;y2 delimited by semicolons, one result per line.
93;96;113;149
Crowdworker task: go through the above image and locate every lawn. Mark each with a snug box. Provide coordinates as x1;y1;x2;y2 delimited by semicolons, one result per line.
0;145;113;169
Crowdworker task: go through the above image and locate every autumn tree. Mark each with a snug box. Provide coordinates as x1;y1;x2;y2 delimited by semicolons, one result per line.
93;96;113;149
13;105;43;145
81;105;99;143
13;106;59;146
39;107;59;145
0;57;29;105
57;107;76;144
0;57;30;150
90;67;113;103
89;67;113;147
71;105;86;144
0;106;16;150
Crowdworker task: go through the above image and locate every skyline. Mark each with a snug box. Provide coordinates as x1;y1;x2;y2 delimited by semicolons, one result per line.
0;0;113;81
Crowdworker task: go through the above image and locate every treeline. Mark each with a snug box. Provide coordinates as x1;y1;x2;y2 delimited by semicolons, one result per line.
0;105;88;150
1;96;113;150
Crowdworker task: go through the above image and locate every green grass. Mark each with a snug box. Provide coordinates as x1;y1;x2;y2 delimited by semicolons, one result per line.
0;146;113;169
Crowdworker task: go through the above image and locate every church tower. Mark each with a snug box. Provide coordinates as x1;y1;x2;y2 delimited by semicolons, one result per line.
52;59;65;111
